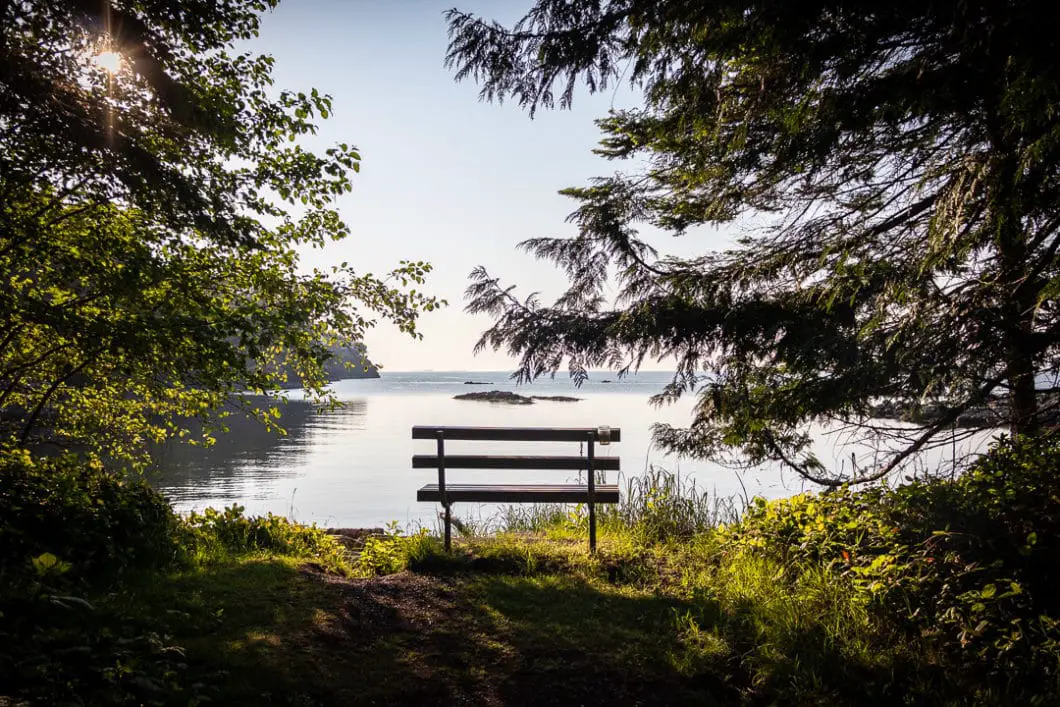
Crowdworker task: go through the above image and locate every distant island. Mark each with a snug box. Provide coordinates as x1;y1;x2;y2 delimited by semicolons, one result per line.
454;390;581;404
277;343;379;389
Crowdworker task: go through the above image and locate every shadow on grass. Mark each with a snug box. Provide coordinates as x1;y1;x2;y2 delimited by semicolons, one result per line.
124;555;931;706
123;558;343;704
316;569;740;706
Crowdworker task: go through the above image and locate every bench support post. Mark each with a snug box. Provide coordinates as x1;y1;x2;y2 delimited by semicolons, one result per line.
437;432;450;553
587;433;596;553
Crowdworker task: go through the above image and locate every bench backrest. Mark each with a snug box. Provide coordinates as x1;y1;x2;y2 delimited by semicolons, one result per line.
411;425;621;474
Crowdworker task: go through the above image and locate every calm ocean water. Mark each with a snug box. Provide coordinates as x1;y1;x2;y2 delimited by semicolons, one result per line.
150;371;991;528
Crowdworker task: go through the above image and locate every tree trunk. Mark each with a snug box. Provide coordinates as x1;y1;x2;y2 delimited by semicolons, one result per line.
990;136;1040;436
1007;330;1039;436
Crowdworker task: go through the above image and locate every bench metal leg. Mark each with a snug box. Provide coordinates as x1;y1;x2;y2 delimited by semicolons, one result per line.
589;500;596;552
444;503;451;553
587;435;597;553
437;432;451;553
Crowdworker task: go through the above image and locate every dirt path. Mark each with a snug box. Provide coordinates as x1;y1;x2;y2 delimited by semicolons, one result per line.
296;567;737;706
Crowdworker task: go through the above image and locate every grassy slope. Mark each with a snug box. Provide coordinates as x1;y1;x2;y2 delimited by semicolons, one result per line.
110;529;927;707
119;549;733;705
9;444;1057;705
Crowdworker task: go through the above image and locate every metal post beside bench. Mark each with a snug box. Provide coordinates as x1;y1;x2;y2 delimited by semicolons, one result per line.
411;426;621;552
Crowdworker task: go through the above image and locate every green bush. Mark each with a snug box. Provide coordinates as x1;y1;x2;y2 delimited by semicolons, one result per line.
0;451;199;706
356;522;438;576
180;504;353;574
0;449;180;587
722;433;1060;702
0;452;359;706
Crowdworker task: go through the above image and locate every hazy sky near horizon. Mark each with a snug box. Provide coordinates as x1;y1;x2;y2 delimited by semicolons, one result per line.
252;0;734;372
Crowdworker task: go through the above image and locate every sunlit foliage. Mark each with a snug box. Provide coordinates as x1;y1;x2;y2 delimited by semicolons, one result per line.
0;1;442;458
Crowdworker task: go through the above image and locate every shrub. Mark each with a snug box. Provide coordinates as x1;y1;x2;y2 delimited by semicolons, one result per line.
180;504;353;574
722;433;1060;702
356;522;438;576
0;449;180;587
0;451;200;706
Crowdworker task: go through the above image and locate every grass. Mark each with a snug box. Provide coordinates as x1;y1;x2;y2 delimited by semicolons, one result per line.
63;472;950;706
9;451;1058;706
120;557;343;702
100;546;732;705
83;525;918;706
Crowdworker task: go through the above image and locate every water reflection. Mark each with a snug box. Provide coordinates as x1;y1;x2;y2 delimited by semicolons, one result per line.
150;399;367;507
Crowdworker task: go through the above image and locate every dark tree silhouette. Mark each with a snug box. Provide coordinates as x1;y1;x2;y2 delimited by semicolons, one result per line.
446;0;1060;484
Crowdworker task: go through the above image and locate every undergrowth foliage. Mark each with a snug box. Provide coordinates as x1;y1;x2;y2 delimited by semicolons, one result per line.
718;433;1060;701
0;451;180;587
355;521;438;576
3;436;1059;704
181;505;351;574
0;451;354;705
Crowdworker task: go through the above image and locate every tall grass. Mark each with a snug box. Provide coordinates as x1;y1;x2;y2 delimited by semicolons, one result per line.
481;467;741;542
606;466;741;541
676;546;894;701
494;503;576;533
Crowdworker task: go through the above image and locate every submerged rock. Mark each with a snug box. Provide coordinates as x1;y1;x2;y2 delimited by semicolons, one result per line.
531;395;582;402
463;380;492;385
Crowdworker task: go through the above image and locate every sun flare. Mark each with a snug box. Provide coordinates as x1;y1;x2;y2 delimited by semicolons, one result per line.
92;51;122;73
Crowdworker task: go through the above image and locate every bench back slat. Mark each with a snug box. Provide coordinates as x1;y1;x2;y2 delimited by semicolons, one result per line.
412;454;620;471
411;426;621;442
418;484;620;504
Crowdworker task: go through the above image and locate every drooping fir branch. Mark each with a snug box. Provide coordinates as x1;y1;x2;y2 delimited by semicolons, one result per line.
451;0;1060;483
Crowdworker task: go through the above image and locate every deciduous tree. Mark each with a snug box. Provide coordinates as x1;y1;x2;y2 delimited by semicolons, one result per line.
0;0;441;457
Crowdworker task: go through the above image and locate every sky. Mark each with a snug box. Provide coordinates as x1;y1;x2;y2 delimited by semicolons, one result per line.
250;0;734;371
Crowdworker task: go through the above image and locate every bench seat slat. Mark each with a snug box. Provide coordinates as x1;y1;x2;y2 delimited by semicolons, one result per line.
417;483;620;504
412;426;621;442
412;454;620;471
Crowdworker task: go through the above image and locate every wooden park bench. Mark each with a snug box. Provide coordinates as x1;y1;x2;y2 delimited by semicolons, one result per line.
412;426;621;552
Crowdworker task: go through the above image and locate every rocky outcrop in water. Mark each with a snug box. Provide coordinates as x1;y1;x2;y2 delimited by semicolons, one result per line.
453;390;583;404
454;391;534;404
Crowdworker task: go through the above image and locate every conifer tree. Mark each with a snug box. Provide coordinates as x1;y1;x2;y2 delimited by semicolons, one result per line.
447;0;1060;483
